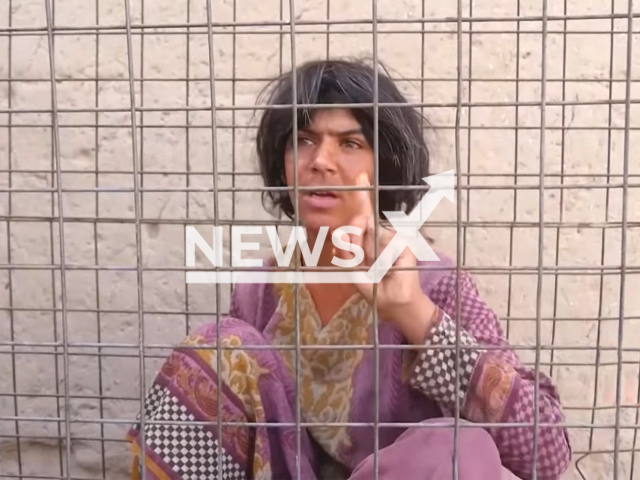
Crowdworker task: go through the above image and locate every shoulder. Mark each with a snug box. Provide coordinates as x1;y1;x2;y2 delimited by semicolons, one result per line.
229;256;279;331
416;248;457;295
416;249;486;309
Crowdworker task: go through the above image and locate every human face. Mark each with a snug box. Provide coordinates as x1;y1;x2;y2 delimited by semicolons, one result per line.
284;109;375;236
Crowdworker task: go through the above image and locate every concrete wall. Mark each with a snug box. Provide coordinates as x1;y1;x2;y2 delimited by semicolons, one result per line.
0;0;639;478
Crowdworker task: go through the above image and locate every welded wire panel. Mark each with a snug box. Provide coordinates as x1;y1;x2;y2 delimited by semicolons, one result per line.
0;0;639;479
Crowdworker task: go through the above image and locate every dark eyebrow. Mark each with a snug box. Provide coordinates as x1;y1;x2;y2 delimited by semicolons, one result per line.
335;128;364;137
301;126;364;137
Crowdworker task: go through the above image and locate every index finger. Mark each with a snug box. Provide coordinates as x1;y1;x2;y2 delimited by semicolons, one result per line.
354;174;393;233
354;173;374;220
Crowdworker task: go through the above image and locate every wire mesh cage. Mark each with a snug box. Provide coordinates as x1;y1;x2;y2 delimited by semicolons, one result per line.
0;0;639;479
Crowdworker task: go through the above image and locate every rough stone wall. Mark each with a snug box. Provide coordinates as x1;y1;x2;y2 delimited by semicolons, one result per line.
0;0;639;478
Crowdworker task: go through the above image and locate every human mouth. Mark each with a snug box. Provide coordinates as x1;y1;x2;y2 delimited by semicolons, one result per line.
302;190;339;209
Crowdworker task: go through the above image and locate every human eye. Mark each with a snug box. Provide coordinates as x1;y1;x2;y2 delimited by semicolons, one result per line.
342;139;361;149
297;135;314;146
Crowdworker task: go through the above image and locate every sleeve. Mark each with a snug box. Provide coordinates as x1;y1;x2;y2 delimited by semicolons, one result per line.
407;269;572;480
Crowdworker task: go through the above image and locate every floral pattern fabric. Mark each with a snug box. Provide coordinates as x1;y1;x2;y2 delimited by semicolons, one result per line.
127;254;572;480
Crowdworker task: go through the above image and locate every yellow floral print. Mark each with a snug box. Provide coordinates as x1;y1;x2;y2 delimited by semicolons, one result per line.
267;282;373;465
182;334;273;480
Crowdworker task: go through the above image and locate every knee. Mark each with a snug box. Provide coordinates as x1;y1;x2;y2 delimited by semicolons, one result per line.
460;424;501;467
350;419;503;480
430;418;499;455
413;418;502;480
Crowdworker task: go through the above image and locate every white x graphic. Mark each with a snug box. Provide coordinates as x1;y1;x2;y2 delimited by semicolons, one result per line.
365;170;455;283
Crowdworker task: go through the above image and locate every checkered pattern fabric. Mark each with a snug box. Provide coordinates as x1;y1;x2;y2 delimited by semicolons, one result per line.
409;310;482;407
130;383;167;433
423;269;572;479
493;382;572;480
136;385;245;480
142;383;166;418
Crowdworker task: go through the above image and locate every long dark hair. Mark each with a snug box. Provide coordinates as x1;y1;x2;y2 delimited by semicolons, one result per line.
255;58;431;219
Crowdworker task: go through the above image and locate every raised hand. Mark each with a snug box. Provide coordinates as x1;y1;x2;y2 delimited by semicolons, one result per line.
332;174;439;344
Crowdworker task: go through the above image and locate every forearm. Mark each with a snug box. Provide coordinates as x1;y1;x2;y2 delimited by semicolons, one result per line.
408;308;571;480
462;347;571;480
482;371;571;480
408;308;482;409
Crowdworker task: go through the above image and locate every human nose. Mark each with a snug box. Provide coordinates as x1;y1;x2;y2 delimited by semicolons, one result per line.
309;139;338;174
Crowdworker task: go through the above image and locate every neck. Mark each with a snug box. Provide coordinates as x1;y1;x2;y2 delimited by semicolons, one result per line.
303;228;358;302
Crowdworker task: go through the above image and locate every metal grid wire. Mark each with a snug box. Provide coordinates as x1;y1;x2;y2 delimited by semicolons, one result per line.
0;0;639;479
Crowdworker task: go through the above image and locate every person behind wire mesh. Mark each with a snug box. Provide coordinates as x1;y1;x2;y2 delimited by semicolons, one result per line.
127;59;572;480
